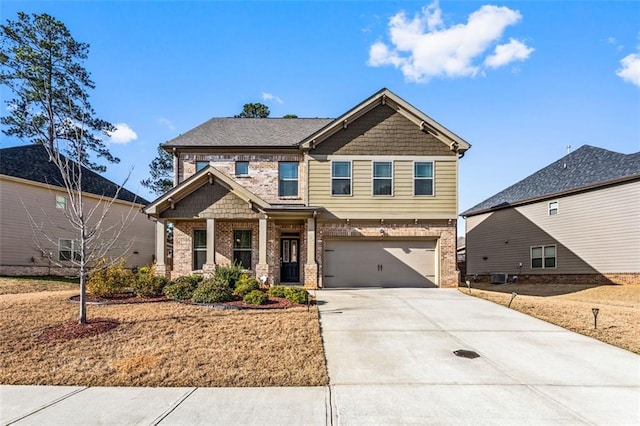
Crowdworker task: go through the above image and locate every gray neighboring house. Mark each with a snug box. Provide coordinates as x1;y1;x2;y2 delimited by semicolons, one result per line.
461;145;640;285
0;145;155;276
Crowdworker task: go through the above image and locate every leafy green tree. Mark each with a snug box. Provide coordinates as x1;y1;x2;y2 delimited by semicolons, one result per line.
141;144;173;195
234;103;270;118
0;12;118;172
283;114;298;119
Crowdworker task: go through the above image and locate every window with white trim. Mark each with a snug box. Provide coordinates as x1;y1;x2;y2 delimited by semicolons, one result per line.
414;162;434;196
372;161;393;196
548;201;559;216
531;245;556;269
331;161;351;196
278;162;298;197
235;161;249;176
55;195;66;209
58;239;80;262
193;230;206;270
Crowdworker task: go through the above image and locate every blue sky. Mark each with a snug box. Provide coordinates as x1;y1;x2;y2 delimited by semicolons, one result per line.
2;1;639;233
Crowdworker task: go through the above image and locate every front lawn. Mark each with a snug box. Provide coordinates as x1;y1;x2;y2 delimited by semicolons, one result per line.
462;282;640;354
0;278;328;387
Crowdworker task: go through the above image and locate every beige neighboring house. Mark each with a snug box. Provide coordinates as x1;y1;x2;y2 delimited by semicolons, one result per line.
144;88;471;288
0;145;155;276
461;145;640;285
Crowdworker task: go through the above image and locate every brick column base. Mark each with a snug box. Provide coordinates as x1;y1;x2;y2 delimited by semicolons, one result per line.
255;264;269;287
202;263;217;278
154;264;169;278
304;263;318;289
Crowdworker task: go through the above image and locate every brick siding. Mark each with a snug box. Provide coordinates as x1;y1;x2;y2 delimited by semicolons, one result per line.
465;273;640;286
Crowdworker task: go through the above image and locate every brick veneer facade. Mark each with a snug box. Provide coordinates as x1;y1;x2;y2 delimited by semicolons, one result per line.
465;273;640;286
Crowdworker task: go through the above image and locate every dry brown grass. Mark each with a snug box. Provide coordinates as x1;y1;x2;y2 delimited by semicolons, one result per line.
462;282;640;354
0;276;79;294
0;278;328;387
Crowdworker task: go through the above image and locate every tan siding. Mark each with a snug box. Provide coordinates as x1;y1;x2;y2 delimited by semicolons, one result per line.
0;178;155;269
308;159;457;218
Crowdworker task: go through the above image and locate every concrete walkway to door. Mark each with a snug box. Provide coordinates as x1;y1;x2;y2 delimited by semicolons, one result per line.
318;288;640;425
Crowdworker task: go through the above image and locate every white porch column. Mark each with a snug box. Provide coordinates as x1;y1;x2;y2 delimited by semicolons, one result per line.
306;217;316;265
206;218;216;265
258;217;267;265
154;220;168;276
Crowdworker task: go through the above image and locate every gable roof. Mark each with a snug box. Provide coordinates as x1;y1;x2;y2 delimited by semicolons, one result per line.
300;88;471;154
461;145;640;217
0;144;149;205
163;117;333;149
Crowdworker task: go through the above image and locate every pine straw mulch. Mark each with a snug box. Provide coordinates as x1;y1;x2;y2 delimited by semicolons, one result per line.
461;282;640;354
0;282;328;387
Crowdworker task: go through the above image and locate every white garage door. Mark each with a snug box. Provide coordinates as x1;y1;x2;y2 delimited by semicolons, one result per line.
323;239;438;288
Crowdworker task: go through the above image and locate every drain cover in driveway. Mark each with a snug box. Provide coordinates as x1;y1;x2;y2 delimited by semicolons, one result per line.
453;349;480;359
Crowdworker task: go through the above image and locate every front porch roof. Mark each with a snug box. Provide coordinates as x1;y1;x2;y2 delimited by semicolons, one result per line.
143;165;271;217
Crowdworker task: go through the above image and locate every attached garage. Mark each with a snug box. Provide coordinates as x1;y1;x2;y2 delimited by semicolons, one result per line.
322;239;438;288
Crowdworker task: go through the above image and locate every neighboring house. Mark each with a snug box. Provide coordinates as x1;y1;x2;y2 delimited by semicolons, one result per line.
461;145;640;285
143;88;471;288
0;145;155;276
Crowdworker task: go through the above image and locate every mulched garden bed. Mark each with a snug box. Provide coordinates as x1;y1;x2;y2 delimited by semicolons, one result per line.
68;293;168;305
188;296;311;310
39;317;120;343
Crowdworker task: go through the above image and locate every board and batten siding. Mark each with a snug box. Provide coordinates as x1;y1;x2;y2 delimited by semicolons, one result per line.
0;176;155;269
308;158;457;219
466;180;640;275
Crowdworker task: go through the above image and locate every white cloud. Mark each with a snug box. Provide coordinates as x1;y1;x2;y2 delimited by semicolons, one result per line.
158;117;176;131
367;1;533;82
485;38;534;68
617;53;640;87
108;123;138;144
261;92;283;104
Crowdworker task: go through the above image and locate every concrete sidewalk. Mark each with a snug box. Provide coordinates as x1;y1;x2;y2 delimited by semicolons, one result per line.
319;288;640;425
2;288;639;425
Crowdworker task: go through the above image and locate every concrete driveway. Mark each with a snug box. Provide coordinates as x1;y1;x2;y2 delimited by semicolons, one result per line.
318;288;640;425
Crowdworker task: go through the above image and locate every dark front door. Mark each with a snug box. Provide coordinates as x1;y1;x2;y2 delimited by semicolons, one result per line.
280;238;300;283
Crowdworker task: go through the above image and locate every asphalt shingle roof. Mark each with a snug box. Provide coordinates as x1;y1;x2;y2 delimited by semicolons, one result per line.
0;145;149;204
461;145;640;216
162;118;334;148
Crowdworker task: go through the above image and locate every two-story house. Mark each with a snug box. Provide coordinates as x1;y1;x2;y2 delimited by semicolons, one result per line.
143;89;471;288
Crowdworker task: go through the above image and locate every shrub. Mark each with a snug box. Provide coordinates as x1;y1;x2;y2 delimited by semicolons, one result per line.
163;275;202;300
132;271;168;298
87;259;134;298
284;287;309;304
192;278;233;303
267;285;287;298
233;274;260;297
243;290;268;305
214;263;244;289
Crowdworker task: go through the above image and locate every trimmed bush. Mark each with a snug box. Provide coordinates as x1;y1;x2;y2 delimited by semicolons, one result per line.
243;290;268;305
214;263;244;289
233;274;260;297
163;275;202;301
132;273;168;298
87;260;134;298
192;278;233;303
284;287;309;304
267;285;287;298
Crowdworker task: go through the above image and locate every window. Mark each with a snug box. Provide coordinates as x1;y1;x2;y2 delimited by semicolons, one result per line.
233;230;252;269
196;161;209;172
331;161;351;196
372;161;393;196
548;201;559;216
58;239;79;262
278;162;298;197
531;245;556;269
193;230;206;270
414;162;434;196
55;195;66;209
235;161;249;176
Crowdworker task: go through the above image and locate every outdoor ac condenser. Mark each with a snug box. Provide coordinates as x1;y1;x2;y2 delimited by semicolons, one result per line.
491;273;508;284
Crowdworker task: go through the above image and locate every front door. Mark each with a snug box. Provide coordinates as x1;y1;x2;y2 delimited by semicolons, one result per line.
280;238;300;283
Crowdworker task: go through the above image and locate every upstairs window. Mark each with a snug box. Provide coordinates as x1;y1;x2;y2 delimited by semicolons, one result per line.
196;161;209;172
548;201;559;216
531;245;556;269
278;162;299;197
331;161;351;196
233;230;252;269
58;239;80;262
372;161;393;196
193;230;206;270
414;162;434;196
235;161;249;176
56;195;66;209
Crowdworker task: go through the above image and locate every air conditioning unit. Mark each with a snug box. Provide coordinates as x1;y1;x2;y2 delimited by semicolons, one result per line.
491;273;508;284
